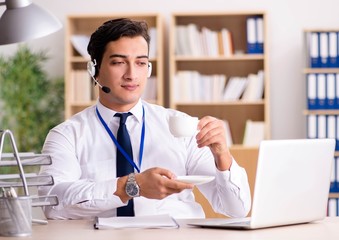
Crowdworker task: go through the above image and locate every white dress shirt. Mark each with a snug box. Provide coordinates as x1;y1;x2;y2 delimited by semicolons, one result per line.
39;99;251;219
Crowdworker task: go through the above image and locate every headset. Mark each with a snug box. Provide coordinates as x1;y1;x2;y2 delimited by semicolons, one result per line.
87;59;152;93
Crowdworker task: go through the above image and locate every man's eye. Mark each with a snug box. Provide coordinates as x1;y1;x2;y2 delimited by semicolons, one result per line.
112;61;124;65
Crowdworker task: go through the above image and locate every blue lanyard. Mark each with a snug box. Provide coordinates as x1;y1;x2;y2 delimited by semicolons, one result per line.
95;106;145;173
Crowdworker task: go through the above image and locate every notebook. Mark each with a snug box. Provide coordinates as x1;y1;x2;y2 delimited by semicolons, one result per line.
188;138;335;230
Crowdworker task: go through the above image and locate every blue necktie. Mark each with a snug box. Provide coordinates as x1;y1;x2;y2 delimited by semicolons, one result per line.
115;112;135;216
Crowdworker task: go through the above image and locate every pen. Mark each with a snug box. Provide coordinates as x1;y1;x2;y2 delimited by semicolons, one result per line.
8;187;31;231
9;187;49;225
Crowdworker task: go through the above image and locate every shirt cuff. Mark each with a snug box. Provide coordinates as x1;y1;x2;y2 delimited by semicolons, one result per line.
215;159;245;189
92;178;126;207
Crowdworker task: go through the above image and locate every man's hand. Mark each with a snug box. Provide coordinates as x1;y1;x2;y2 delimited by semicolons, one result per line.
136;167;194;199
115;167;194;202
196;116;233;171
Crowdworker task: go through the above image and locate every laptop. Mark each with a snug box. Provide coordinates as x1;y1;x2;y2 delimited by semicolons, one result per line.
188;138;335;229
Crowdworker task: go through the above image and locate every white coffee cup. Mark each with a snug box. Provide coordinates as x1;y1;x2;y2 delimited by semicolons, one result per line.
169;115;199;137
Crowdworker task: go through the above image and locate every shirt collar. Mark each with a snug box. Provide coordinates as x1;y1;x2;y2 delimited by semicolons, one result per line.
96;99;143;124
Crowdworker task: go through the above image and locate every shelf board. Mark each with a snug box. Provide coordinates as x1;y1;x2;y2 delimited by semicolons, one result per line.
174;100;265;106
175;54;264;61
303;28;339;33
303;110;339;115
303;68;339;74
329;192;339;198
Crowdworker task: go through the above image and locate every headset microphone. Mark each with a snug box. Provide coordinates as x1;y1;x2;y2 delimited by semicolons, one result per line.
92;77;111;94
87;60;111;94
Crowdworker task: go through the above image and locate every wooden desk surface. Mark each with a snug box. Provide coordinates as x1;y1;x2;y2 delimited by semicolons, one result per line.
1;217;339;240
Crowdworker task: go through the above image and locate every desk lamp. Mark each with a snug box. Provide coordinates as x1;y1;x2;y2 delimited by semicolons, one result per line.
0;0;62;45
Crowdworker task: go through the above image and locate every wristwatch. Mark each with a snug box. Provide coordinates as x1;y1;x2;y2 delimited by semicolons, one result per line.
125;173;140;198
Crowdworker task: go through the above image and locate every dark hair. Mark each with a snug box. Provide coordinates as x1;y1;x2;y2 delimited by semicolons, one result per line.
87;18;150;77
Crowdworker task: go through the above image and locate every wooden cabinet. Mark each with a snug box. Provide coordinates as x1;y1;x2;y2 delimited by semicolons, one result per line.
64;14;164;118
170;12;269;217
303;29;339;216
169;12;270;147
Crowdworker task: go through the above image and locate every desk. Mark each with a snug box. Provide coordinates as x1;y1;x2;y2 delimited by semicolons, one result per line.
1;217;339;240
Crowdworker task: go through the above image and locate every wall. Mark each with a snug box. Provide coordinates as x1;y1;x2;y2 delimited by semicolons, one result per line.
1;0;339;140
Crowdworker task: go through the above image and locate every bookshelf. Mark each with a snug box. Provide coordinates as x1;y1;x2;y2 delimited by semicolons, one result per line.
169;12;270;217
303;29;339;217
64;14;164;119
169;12;270;146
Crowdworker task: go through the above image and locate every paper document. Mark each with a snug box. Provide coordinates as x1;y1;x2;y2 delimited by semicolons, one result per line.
94;214;179;229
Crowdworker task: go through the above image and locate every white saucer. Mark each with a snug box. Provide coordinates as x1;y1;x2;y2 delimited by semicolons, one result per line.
176;176;215;185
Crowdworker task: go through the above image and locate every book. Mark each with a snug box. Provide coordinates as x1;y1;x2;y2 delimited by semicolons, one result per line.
242;120;265;146
241;71;264;101
223;77;248;101
175;25;190;56
246;17;257;54
201;27;219;56
187;23;203;56
222;120;233;146
220;28;233;56
93;214;179;229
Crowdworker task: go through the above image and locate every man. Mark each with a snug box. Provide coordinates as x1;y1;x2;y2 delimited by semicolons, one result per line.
39;18;251;219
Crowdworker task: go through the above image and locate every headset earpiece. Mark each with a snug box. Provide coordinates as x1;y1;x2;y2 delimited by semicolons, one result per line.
148;62;152;78
87;59;97;78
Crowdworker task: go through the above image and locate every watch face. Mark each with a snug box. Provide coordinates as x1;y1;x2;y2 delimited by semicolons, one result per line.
126;183;139;197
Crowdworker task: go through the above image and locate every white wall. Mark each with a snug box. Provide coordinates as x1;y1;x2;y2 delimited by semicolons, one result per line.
1;0;339;140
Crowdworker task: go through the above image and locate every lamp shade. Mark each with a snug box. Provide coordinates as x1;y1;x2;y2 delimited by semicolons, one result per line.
0;0;62;45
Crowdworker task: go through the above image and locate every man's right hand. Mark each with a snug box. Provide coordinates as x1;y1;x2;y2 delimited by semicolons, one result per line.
135;167;194;199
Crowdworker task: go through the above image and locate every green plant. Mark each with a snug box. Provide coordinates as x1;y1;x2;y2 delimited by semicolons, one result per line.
0;45;64;155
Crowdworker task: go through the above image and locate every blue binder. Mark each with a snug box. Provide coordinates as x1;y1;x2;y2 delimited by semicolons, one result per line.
307;74;317;109
256;17;264;54
326;73;336;109
317;73;326;109
246;17;257;54
329;32;338;68
309;32;321;68
307;115;317;139
319;32;329;68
